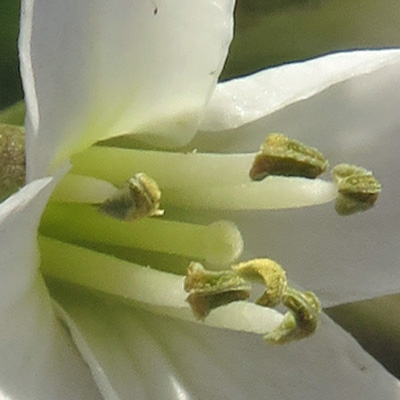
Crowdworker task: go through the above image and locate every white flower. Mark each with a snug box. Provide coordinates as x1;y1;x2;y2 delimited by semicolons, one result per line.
1;0;400;399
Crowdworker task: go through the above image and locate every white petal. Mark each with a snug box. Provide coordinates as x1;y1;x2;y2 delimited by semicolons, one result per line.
0;181;101;399
20;0;235;180
200;49;400;132
54;289;400;400
210;60;400;307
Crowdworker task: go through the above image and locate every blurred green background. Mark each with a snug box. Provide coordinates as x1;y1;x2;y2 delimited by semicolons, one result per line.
1;0;400;379
0;0;22;109
223;0;400;78
3;0;400;108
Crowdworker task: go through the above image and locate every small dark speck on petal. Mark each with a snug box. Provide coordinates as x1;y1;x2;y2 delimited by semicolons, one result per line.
154;7;158;15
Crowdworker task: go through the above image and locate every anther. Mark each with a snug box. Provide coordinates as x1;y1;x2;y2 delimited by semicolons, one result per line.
332;163;381;215
184;262;250;320
184;258;322;344
232;258;287;307
264;288;321;344
100;172;164;220
250;133;328;180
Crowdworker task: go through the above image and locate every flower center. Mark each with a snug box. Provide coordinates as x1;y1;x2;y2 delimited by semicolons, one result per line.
0;124;381;344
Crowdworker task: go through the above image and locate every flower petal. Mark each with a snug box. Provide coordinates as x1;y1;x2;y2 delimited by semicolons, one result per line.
54;289;400;400
200;49;400;132
209;60;400;307
0;180;101;399
20;0;235;179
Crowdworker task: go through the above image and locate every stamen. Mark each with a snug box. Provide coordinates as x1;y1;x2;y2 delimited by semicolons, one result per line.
183;258;321;344
68;145;336;210
332;163;381;215
232;259;287;307
40;236;283;334
184;262;250;319
250;133;328;180
99;173;164;220
39;235;188;308
40;203;243;266
53;171;337;210
264;288;321;345
233;259;321;344
52;173;164;215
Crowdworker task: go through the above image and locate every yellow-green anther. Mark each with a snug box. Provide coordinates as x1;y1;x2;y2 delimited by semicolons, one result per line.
0;124;26;202
184;262;250;320
184;258;322;344
232;258;287;308
331;164;368;180
233;258;321;344
100;172;164;220
332;163;381;216
250;133;328;181
264;288;321;345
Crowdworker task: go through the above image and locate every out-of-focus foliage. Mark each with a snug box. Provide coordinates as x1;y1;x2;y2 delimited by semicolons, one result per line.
2;0;400;105
222;0;400;78
0;0;23;109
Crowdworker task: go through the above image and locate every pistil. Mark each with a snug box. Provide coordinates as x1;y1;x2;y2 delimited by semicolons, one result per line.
40;202;243;266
